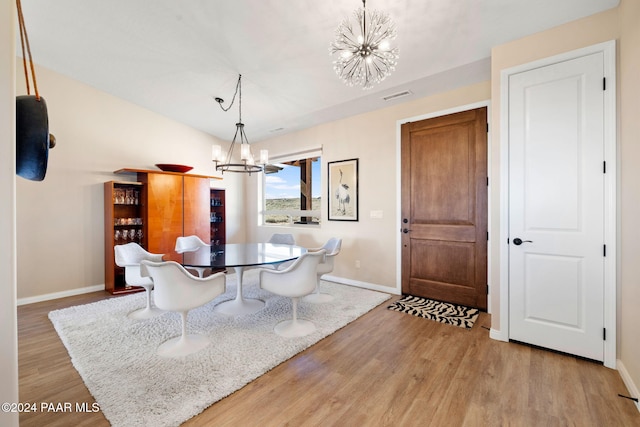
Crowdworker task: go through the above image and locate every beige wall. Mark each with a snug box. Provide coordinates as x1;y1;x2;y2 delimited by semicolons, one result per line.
618;0;640;401
14;64;239;300
1;0;19;425
247;82;490;290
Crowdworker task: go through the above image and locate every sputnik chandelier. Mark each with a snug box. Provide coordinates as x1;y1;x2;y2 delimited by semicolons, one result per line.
329;0;399;90
212;74;268;175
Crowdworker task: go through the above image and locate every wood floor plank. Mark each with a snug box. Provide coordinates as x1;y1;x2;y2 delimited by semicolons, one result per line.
18;291;640;426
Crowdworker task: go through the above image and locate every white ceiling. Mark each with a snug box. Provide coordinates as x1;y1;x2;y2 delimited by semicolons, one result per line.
17;0;619;142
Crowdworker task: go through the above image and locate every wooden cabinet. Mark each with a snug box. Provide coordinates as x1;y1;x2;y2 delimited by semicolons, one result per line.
140;172;211;262
104;181;146;294
184;176;212;247
210;188;226;248
105;169;221;294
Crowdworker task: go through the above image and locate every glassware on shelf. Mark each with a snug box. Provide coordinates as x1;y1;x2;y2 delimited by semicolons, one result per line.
113;187;142;205
114;217;143;226
114;188;125;204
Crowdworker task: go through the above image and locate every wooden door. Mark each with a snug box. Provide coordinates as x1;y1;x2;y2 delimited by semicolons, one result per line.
508;52;605;361
401;108;488;310
144;173;183;262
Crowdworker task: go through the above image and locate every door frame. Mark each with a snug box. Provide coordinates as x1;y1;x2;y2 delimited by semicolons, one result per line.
396;100;492;310
497;40;617;368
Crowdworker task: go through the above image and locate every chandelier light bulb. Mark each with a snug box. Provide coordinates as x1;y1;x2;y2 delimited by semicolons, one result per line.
240;143;251;161
259;149;269;165
211;145;222;162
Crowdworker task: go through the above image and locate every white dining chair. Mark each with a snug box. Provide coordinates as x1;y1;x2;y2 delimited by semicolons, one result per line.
267;233;296;270
175;235;210;277
303;238;342;304
258;250;326;338
267;233;296;245
140;260;226;357
114;243;165;320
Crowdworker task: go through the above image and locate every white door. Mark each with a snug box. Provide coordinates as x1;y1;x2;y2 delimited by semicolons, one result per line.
508;52;605;361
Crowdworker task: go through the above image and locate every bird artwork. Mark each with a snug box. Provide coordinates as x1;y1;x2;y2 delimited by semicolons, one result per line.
335;168;351;215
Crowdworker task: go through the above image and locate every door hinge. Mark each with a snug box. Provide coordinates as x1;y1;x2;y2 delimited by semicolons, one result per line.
487;232;489;241
486;284;490;295
603;161;606;173
487;177;489;186
486;123;489;133
603;77;606;91
604;244;607;257
603;328;607;340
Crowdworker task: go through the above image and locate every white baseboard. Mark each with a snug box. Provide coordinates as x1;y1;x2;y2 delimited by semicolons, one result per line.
490;328;509;342
17;275;395;307
617;359;640;413
17;284;105;306
322;275;401;295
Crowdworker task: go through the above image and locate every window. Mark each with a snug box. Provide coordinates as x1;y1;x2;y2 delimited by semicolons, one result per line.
263;154;321;225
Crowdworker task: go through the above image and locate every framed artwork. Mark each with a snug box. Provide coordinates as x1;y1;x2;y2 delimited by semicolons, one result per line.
328;158;358;221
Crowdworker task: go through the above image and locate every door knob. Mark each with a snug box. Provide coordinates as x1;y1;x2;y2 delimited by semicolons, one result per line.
402;228;411;234
512;238;533;245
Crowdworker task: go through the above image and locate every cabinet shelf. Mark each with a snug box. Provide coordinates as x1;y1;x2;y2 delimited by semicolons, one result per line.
104;181;146;295
210;189;226;247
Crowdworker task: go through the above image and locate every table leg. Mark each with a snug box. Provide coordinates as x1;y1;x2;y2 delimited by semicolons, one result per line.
213;266;265;315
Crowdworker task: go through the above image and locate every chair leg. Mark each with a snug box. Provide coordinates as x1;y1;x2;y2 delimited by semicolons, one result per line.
274;297;316;338
185;267;205;277
128;287;164;320
303;276;334;304
157;311;210;357
180;311;188;340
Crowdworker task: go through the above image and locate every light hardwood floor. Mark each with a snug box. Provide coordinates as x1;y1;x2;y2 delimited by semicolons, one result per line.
18;291;640;426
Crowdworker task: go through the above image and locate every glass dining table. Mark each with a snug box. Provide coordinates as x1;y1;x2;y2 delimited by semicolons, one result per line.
182;242;306;315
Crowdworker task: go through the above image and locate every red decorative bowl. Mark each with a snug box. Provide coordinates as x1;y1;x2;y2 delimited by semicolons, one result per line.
155;164;193;173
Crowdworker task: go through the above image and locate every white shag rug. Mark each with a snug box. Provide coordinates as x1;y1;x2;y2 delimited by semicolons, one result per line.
49;269;390;427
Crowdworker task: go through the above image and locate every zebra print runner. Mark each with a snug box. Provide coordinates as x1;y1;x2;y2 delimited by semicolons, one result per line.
388;295;479;329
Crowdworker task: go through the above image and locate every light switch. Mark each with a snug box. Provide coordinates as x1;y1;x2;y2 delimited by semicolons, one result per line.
370;210;383;219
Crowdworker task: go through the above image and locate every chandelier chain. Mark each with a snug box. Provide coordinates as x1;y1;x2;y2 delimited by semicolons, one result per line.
216;75;241;113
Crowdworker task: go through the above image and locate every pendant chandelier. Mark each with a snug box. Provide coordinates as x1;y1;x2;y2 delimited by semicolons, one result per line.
212;74;268;174
329;0;399;90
